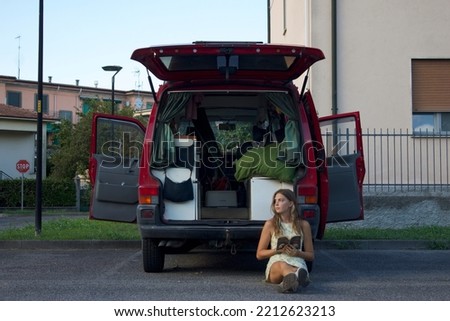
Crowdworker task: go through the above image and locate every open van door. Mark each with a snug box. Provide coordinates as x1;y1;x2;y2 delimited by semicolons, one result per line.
319;112;365;223
88;113;145;222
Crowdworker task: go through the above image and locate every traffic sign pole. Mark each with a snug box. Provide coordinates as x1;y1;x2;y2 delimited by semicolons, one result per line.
16;160;30;211
21;173;24;210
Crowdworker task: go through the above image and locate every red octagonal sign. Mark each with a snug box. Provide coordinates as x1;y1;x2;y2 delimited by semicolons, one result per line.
16;159;30;173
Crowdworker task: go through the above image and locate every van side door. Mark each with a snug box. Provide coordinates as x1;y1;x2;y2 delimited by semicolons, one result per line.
301;91;329;239
89;113;145;222
319;112;366;223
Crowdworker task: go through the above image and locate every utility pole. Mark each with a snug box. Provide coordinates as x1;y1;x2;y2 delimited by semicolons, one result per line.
35;0;44;236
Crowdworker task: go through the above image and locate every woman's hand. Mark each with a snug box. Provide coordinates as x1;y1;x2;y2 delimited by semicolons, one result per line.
282;244;299;257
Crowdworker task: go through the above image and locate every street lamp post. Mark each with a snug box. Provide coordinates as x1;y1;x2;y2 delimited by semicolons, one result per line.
102;65;122;115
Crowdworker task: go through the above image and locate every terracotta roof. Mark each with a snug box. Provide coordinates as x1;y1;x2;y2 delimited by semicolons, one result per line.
0;103;57;121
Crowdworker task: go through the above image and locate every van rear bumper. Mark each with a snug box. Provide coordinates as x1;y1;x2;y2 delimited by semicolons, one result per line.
138;223;263;241
136;204;264;240
136;203;320;241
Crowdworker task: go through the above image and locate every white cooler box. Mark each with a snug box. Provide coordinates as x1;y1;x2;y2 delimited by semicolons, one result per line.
249;177;293;220
205;191;238;207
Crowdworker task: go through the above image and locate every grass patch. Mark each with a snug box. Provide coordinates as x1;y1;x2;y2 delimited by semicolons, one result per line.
0;209;79;215
0;218;140;241
0;217;449;242
324;226;450;241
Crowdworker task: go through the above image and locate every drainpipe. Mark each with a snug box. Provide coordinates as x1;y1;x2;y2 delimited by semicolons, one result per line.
305;0;311;46
331;0;338;146
331;0;337;116
267;0;271;43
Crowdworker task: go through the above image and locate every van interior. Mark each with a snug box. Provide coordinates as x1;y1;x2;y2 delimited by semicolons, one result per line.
150;91;306;222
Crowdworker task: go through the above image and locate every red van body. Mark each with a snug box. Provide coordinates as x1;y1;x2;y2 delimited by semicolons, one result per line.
89;42;365;272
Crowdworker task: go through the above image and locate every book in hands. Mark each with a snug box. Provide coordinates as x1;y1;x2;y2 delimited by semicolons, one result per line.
276;235;301;250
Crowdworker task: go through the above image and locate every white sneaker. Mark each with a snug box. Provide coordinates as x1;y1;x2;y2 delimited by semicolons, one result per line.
297;268;310;288
278;273;299;293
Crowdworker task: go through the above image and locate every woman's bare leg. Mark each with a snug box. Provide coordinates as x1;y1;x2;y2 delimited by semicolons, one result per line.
268;261;298;284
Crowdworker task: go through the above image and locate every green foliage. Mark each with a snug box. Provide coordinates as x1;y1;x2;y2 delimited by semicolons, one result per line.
215;123;253;151
0;178;75;207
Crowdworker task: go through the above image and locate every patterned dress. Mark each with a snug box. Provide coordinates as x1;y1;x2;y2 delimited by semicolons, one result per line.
265;221;308;281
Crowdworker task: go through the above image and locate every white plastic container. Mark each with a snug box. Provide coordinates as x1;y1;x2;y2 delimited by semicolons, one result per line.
249;177;293;220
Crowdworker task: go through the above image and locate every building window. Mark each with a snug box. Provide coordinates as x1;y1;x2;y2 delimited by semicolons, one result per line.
412;112;450;133
59;110;73;122
34;94;49;114
412;59;450;134
145;102;153;110
82;101;90;114
7;91;22;107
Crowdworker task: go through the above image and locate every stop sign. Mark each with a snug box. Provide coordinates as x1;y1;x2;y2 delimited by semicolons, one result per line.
16;160;30;173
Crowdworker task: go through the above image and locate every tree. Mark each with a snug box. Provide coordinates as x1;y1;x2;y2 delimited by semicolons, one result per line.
48;99;147;180
215;122;253;151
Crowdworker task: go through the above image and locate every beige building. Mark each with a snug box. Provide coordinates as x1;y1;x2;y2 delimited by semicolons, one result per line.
269;0;450;188
0;75;154;122
0;75;154;179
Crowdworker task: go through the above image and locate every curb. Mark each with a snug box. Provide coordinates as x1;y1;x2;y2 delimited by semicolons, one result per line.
0;240;448;250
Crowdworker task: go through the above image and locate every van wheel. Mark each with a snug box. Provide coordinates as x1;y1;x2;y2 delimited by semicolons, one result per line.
306;260;313;273
302;242;313;273
142;238;165;273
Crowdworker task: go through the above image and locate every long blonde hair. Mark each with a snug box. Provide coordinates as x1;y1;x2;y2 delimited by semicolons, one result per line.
270;189;303;237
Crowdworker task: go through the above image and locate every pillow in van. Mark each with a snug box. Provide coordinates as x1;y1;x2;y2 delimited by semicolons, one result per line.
234;144;295;183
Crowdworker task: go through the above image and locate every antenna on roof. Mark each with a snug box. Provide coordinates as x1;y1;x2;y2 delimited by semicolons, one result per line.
15;35;21;79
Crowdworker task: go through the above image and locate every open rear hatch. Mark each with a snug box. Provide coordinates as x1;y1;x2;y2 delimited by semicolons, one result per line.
131;41;325;82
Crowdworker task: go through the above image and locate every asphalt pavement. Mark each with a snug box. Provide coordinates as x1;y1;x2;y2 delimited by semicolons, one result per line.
2;248;449;300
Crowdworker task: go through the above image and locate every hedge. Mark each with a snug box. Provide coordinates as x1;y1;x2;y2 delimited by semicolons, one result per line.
0;178;76;208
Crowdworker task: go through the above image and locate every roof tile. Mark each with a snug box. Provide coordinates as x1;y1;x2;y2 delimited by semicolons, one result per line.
0;103;57;120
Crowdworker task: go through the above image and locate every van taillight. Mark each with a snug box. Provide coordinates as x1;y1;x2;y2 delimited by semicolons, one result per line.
138;186;159;204
297;186;318;204
302;210;316;219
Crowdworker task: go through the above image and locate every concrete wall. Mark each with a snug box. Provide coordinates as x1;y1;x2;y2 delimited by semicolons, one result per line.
270;0;450;129
0;131;35;178
0;119;48;179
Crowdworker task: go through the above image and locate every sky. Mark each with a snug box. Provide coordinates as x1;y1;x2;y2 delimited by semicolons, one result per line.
0;0;267;91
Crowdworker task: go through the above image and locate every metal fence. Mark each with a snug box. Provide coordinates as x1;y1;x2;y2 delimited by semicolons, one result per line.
362;129;450;192
0;171;13;180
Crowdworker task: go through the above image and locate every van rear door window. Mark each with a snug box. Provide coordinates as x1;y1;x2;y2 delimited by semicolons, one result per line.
160;55;297;72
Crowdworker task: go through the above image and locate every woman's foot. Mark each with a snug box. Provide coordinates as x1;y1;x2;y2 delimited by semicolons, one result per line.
278;273;299;293
296;268;310;288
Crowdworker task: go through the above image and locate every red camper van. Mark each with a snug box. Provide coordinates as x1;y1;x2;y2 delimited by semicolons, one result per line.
89;42;365;272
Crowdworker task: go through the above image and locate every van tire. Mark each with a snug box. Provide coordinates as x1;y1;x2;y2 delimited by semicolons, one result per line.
142;238;165;273
306;260;313;273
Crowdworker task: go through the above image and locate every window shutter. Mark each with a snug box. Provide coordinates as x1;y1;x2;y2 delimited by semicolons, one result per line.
412;59;450;112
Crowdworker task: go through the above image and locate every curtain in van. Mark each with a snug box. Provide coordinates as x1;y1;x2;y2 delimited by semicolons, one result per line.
153;92;192;166
265;92;301;163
